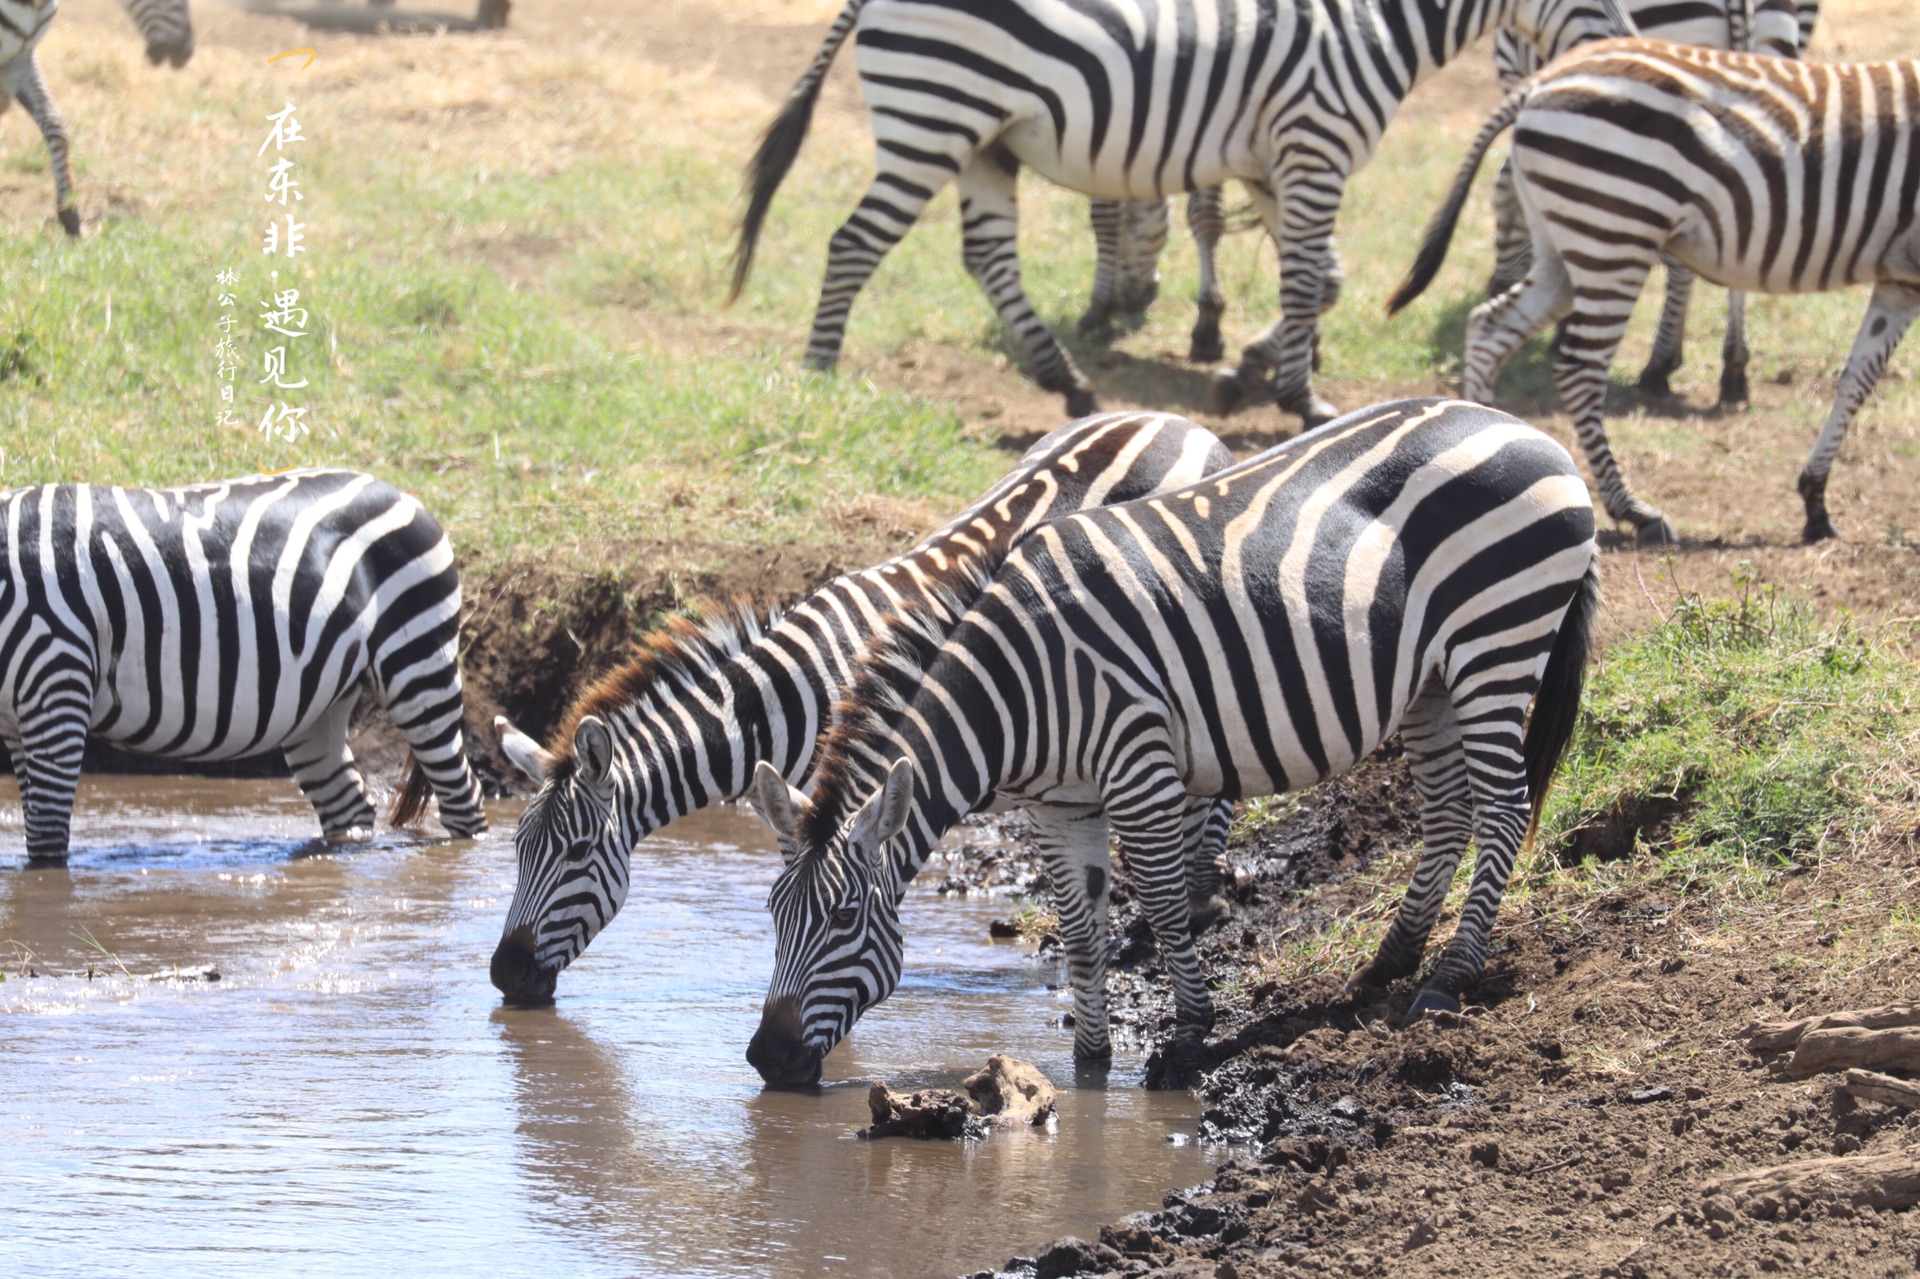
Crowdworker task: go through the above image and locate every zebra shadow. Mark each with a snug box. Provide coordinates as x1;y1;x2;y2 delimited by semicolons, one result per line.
245;0;508;35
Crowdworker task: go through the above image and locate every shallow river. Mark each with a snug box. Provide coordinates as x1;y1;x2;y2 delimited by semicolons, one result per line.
0;778;1214;1278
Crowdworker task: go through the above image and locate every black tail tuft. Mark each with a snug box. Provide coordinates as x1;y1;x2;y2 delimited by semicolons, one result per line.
389;752;433;829
1523;558;1603;846
1385;89;1528;317
728;71;830;306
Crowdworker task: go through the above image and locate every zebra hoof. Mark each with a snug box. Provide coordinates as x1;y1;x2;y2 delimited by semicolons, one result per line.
1634;516;1679;547
1211;366;1257;415
1188;331;1224;364
1404;988;1462;1022
1076;308;1115;340
1636;367;1675;400
1064;388;1100;419
1803;515;1840;544
57;207;80;238
1719;369;1751;407
1283;393;1339;431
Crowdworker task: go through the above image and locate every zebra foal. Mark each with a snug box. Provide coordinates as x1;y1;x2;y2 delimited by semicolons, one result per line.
488;412;1238;1007
744;398;1601;1086
1389;39;1920;543
1;470;486;859
728;0;1635;431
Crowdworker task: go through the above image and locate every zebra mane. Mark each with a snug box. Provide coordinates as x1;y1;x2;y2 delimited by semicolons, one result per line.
550;597;776;767
798;593;969;850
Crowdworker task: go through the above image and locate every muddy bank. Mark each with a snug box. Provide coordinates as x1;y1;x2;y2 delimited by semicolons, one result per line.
962;756;1920;1279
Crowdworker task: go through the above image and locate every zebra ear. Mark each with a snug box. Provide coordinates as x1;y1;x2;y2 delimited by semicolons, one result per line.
746;760;809;858
850;757;915;874
574;715;616;792
495;715;556;784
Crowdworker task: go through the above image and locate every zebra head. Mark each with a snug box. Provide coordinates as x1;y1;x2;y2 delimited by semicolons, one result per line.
121;0;195;68
1508;0;1640;59
489;714;628;1006
743;757;915;1086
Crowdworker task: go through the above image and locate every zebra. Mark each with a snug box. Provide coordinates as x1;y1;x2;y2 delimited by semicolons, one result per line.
1;470;487;859
742;398;1601;1086
0;0;194;238
487;411;1239;1008
1488;0;1818;405
1387;38;1920;544
727;0;1637;431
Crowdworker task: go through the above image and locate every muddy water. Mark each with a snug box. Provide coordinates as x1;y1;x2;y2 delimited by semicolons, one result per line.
0;778;1214;1278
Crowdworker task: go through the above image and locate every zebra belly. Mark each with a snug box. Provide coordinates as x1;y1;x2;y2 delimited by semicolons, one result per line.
92;652;364;763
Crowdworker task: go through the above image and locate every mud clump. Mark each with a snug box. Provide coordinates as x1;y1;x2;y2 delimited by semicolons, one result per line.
964;1054;1057;1126
861;1082;986;1141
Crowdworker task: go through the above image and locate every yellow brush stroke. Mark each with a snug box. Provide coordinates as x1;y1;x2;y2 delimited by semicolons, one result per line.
268;49;318;69
258;464;307;476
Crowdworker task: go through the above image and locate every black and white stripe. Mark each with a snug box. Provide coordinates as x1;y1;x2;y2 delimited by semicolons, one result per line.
728;0;1635;430
1488;0;1818;405
1389;38;1920;543
487;412;1239;1006
745;398;1601;1085
0;470;485;858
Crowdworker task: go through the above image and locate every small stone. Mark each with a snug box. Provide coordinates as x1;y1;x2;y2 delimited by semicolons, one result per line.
1404;1220;1439;1251
1627;1085;1674;1104
1033;1235;1124;1279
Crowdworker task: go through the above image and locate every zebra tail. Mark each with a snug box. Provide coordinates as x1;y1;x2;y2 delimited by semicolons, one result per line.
1384;88;1530;317
1521;558;1603;848
390;751;434;829
727;0;869;306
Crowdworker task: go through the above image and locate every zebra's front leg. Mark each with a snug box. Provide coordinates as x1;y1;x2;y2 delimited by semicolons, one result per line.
1720;290;1751;407
1486;156;1533;297
1080;198;1127;339
12;694;91;861
1181;795;1233;933
957;148;1097;417
1187;186;1227;362
803;159;950;376
1106;758;1214;1041
1214;175;1340;428
1027;805;1116;1061
5;54;78;237
1637;255;1695;400
1345;681;1472;1001
1798;281;1920;542
282;697;377;840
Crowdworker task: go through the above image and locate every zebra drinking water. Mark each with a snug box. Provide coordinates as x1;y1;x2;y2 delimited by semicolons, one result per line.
728;0;1636;430
743;398;1601;1086
487;412;1238;1007
1388;38;1920;543
1;470;486;859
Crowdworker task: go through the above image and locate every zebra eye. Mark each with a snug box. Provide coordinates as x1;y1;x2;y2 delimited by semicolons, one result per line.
565;837;595;863
833;905;858;927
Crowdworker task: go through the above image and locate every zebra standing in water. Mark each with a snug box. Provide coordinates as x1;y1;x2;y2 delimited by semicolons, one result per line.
1388;39;1920;543
488;412;1238;1007
743;399;1600;1086
728;0;1635;430
1487;0;1817;404
0;0;194;237
1;470;486;859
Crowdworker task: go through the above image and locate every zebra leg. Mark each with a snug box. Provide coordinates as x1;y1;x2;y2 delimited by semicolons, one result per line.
1407;686;1539;1019
1553;259;1677;543
1345;681;1473;999
5;54;79;237
1183;795;1233;933
282;696;377;839
803;155;953;377
1187;186;1227;363
1720;289;1751;407
1028;805;1115;1061
1798;281;1920;543
1637;255;1695;400
1105;752;1214;1039
1487;157;1533;297
1117;196;1170;314
373;640;487;838
1462;248;1573;401
1080;198;1125;338
1212;173;1341;427
956;147;1098;417
12;694;91;861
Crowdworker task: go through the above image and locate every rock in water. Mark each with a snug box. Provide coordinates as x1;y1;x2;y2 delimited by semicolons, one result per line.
963;1054;1057;1125
860;1081;987;1140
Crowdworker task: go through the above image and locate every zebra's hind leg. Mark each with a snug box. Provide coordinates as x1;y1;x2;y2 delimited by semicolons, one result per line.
1462;247;1573;403
1105;750;1214;1043
283;696;377;840
374;650;486;838
11;694;90;860
1187;186;1227;362
957;146;1097;417
1720;290;1751;407
1182;795;1233;933
1345;681;1472;1002
1798;281;1920;542
5;54;78;237
1211;173;1340;426
1116;196;1170;314
1486;157;1532;297
1028;805;1116;1061
1079;198;1126;338
1637;255;1695;400
803;153;954;377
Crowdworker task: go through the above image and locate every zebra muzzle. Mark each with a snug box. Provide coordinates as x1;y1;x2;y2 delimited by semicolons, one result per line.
490;925;557;1007
746;996;822;1087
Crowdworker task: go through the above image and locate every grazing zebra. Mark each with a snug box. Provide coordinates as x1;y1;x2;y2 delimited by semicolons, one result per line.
1388;39;1920;544
727;0;1636;430
0;470;487;859
1487;0;1818;405
0;0;194;238
743;398;1601;1086
488;412;1239;1008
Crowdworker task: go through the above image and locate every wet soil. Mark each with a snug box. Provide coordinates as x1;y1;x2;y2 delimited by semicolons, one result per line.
959;755;1920;1279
